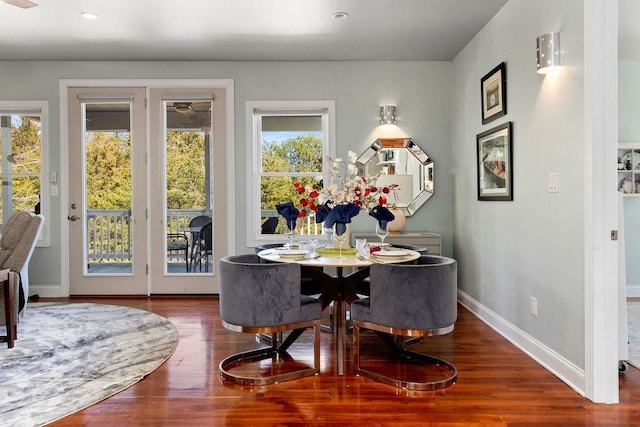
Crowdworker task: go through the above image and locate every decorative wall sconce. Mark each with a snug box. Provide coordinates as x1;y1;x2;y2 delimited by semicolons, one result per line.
379;105;397;125
536;32;560;74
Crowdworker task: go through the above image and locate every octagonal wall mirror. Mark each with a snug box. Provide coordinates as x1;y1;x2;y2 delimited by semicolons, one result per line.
356;138;434;216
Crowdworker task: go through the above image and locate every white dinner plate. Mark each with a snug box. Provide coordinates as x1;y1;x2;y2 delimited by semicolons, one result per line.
276;249;309;258
369;242;391;247
373;250;407;258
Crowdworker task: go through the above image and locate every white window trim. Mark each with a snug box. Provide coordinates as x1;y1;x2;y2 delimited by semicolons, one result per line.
245;100;336;247
0;100;50;247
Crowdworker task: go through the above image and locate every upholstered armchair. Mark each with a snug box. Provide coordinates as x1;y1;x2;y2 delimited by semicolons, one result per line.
0;211;44;347
351;255;458;390
218;254;322;386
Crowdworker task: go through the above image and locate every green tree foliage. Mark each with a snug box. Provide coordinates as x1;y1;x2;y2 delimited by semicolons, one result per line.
0;117;42;214
5;118;321;230
261;134;322;210
165;131;205;209
85;132;132;209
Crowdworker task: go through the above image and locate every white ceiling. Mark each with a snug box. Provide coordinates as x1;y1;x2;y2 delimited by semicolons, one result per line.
2;1;636;61
0;0;509;61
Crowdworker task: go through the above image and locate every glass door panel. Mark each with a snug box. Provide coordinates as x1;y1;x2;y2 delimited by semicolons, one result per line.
149;88;227;294
84;102;133;274
163;100;213;274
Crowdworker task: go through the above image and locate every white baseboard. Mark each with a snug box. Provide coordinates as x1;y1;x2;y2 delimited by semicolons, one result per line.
29;285;65;298
457;290;586;397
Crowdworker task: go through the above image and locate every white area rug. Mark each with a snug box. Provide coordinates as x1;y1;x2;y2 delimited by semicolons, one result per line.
0;302;178;426
627;301;640;369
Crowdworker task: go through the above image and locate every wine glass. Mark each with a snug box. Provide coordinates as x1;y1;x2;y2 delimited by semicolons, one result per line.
285;219;298;249
308;238;319;257
375;222;389;245
334;227;349;259
323;225;334;250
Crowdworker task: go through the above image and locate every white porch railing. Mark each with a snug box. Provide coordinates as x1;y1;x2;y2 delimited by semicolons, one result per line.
87;209;207;262
86;209;131;261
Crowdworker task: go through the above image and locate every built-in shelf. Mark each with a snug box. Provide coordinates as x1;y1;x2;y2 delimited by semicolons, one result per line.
618;142;640;195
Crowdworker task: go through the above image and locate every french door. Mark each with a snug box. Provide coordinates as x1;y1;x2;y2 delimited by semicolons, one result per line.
148;87;227;293
67;85;227;295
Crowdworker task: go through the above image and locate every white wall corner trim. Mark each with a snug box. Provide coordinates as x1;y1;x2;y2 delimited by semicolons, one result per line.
583;0;620;404
458;291;586;396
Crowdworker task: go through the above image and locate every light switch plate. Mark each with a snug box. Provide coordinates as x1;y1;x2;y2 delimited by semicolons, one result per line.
548;173;559;193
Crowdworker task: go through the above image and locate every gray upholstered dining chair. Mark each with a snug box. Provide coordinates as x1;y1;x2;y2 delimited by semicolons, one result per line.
254;244;323;296
218;254;322;386
355;243;429;296
351;255;458;391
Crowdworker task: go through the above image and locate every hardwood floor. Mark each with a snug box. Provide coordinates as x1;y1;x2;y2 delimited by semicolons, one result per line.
44;297;640;426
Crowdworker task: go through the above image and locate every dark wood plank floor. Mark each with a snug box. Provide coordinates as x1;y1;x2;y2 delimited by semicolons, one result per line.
44;297;640;426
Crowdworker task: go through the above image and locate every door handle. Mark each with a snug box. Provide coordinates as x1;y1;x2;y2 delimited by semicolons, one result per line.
67;215;81;221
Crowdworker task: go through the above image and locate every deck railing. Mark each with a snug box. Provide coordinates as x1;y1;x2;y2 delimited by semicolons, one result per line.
87;208;324;262
86;209;132;261
87;209;207;262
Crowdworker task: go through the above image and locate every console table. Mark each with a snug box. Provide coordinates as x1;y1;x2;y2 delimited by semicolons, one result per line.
350;231;441;255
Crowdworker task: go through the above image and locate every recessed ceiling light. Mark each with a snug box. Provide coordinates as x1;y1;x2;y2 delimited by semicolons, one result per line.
81;12;99;20
332;11;348;19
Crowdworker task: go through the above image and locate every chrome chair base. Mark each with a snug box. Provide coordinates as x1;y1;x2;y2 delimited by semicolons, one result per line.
354;322;457;391
220;321;320;386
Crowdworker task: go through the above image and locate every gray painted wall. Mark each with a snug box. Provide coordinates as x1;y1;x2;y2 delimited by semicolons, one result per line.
0;61;454;294
451;0;586;367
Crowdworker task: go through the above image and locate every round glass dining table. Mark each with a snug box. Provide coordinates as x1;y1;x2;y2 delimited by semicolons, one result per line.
258;246;420;375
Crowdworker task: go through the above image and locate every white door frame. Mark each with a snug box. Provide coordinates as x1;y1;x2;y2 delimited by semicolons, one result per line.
59;78;235;296
584;0;619;403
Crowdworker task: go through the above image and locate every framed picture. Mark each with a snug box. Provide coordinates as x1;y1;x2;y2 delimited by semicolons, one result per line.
477;122;513;201
481;62;507;124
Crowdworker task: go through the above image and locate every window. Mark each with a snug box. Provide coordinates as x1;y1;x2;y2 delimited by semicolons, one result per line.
247;101;335;244
0;101;48;244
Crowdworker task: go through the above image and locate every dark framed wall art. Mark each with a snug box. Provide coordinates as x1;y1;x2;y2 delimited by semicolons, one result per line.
481;62;507;124
477;122;513;201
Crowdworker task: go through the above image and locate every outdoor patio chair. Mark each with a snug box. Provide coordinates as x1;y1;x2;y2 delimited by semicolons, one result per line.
167;233;189;272
261;216;279;234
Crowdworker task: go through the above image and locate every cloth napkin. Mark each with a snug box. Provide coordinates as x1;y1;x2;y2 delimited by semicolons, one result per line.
324;203;360;235
368;205;395;230
276;201;300;230
315;202;331;224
